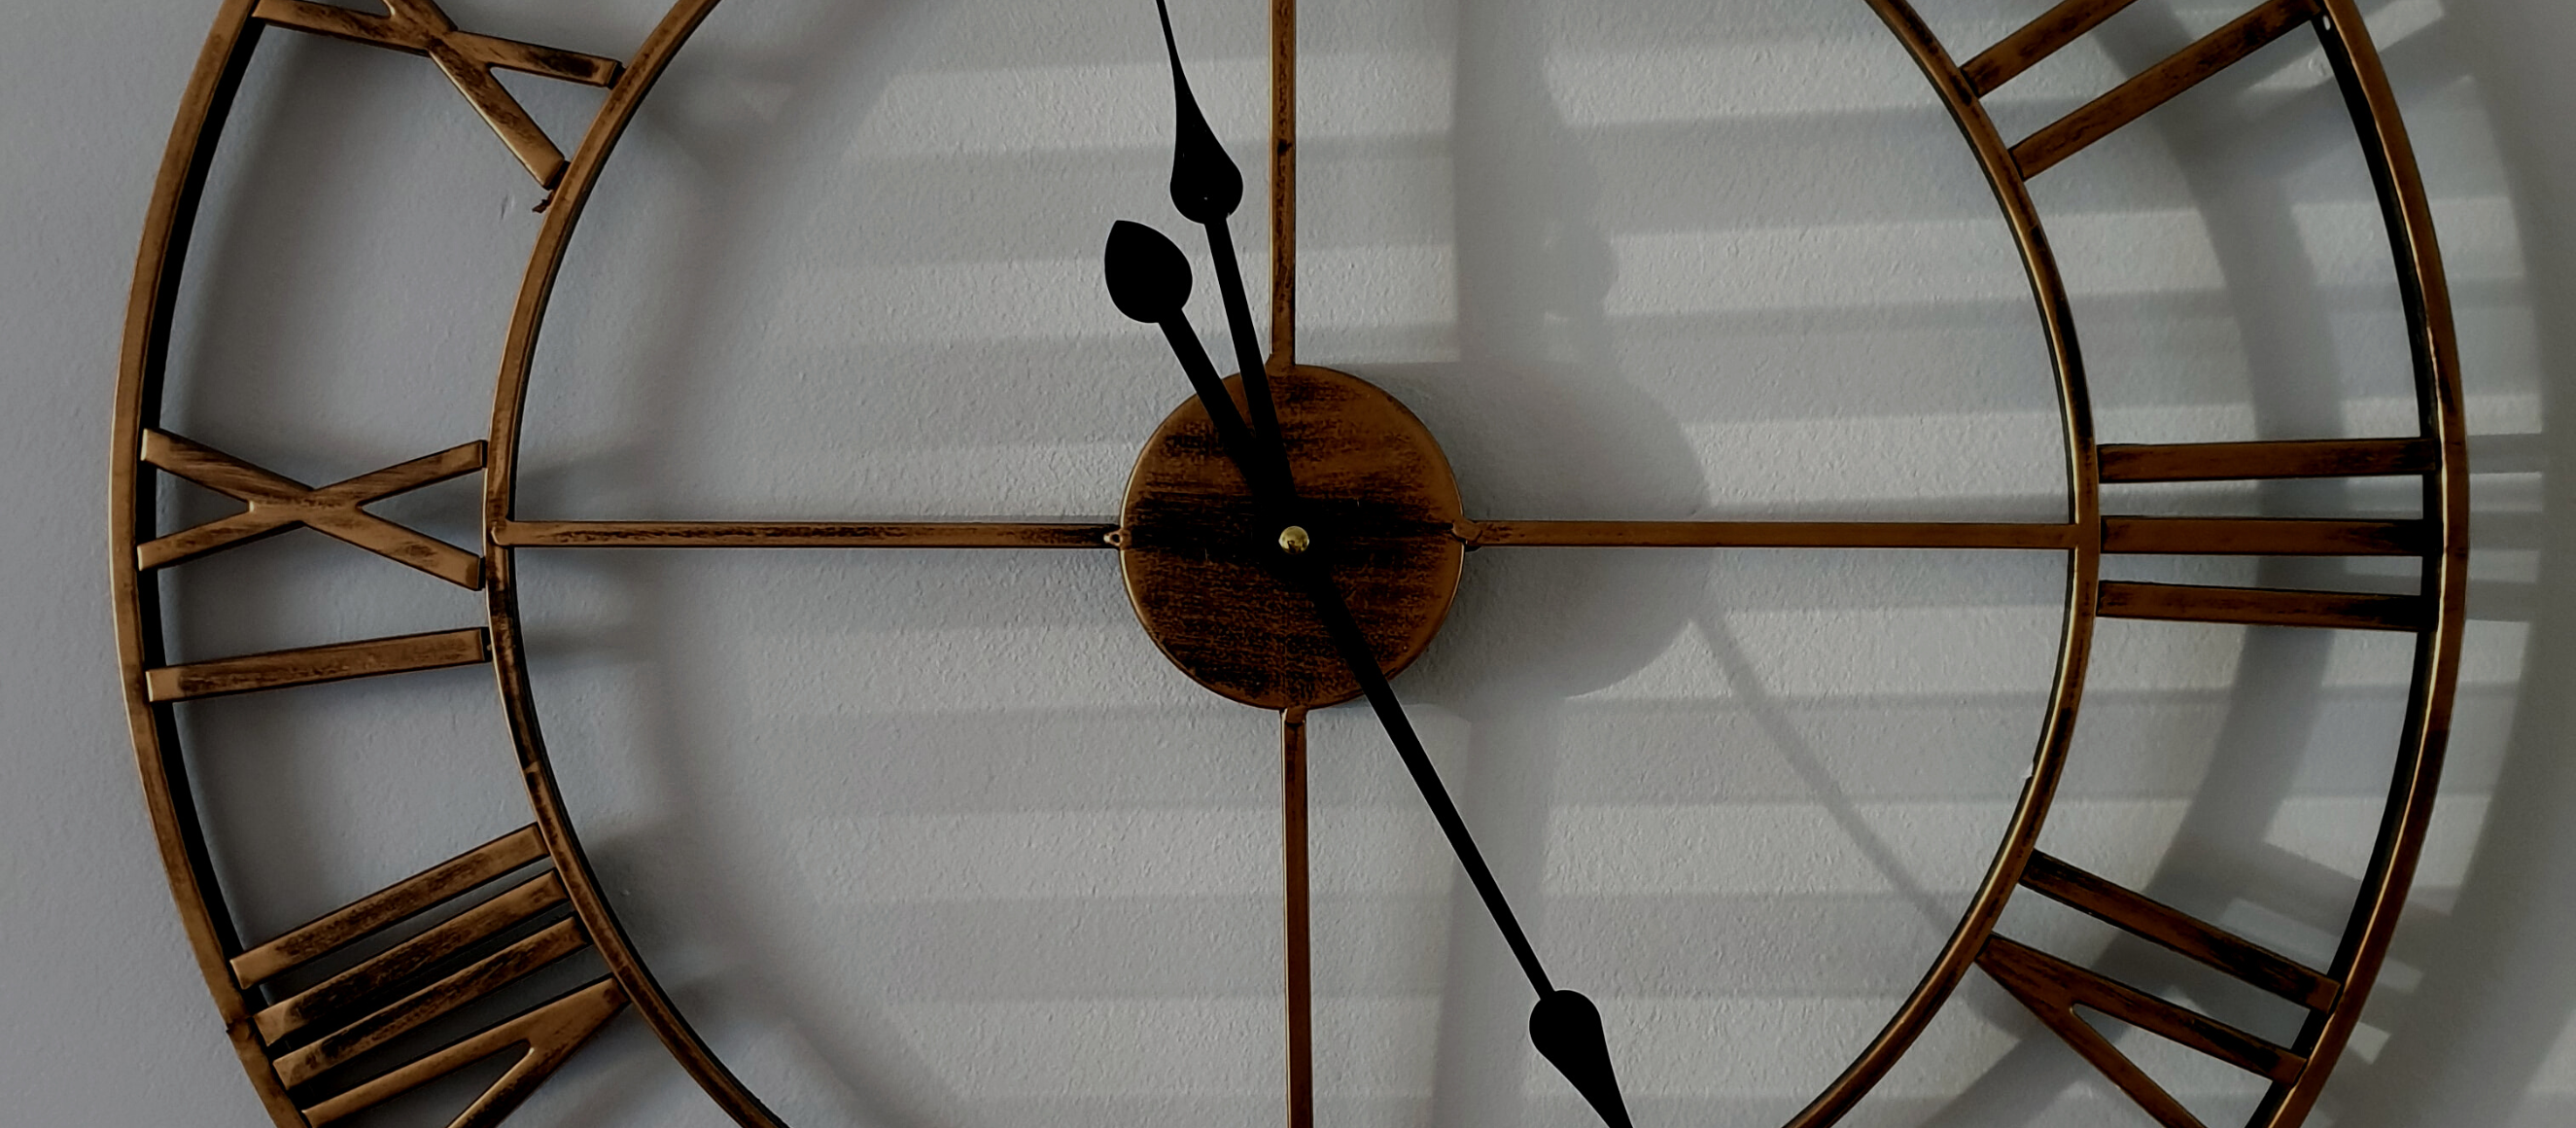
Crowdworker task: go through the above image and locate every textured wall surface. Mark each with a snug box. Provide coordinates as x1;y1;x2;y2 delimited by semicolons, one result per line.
5;2;2573;1127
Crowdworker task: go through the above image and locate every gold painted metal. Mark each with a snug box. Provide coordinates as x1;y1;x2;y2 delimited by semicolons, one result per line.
212;821;620;1127
2009;0;2321;178
2102;516;2430;556
1462;519;2078;550
115;0;2468;1125
1961;0;2144;94
2100;581;2430;632
232;826;547;987
1118;367;1465;710
145;627;490;703
138;430;486;586
490;518;1115;548
2020;852;2341;1011
256;871;571;1043
1280;708;1314;1128
252;0;620;188
300;979;626;1128
1277;525;1311;554
1268;0;1296;371
2101;437;2438;481
1979;934;2307;1128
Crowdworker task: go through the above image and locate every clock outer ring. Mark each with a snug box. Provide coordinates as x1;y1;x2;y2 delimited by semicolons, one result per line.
109;2;2468;1127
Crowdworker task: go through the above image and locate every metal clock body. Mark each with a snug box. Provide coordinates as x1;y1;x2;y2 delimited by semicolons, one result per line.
114;2;2466;1127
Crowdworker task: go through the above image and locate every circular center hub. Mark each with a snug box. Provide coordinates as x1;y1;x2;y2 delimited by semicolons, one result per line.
1119;366;1465;709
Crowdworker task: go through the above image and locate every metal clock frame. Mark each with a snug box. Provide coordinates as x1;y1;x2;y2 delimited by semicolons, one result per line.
113;1;2467;1127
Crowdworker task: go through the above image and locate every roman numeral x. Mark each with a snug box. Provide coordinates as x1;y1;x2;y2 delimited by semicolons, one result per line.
138;430;486;588
253;0;622;187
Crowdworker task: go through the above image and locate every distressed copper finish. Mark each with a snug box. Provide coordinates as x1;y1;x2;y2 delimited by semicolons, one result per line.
252;0;620;188
1461;518;2078;550
492;518;1116;548
1119;367;1464;710
2020;851;2341;1010
1268;0;1297;371
1960;0;2144;93
137;431;487;585
113;0;2466;1126
1280;708;1314;1128
2008;0;2321;177
2100;437;2439;481
145;627;490;703
2100;578;2432;634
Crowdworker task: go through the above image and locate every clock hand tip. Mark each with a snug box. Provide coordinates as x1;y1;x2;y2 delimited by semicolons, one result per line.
1148;0;1240;223
1531;989;1636;1128
1104;220;1192;322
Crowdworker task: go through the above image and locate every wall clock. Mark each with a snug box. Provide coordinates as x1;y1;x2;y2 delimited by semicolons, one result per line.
112;1;2468;1127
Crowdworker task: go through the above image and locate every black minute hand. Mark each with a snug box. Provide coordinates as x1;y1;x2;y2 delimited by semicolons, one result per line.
1151;0;1289;492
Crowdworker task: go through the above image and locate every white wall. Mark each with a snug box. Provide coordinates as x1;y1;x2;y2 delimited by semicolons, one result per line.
4;2;2572;1126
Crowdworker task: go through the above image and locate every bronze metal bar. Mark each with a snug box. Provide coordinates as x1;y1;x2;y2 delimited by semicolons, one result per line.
1461;519;2079;550
491;518;1118;548
115;8;330;1124
1269;0;1296;371
1962;0;2146;94
2097;581;2427;631
1982;934;2307;1086
137;431;487;585
2012;0;2321;178
300;978;625;1126
1787;6;2106;1126
255;872;571;1044
272;917;589;1087
145;627;490;703
232;826;546;988
2259;5;2473;1123
482;4;802;1125
251;0;619;188
2100;437;2436;482
1281;708;1313;1128
2102;516;2429;556
2022;852;2339;1010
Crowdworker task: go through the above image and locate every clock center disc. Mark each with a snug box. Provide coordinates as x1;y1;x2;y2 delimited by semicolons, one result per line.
1119;366;1466;710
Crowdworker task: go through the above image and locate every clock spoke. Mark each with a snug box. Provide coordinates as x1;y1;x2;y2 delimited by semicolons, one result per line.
1269;0;1296;370
1458;518;2080;550
490;518;1119;549
1280;708;1314;1128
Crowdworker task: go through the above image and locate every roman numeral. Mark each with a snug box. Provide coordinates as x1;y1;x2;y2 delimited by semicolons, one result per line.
2099;439;2437;483
230;827;627;1128
2099;581;2427;630
1979;852;2338;1128
2094;437;2438;631
1961;0;2326;178
251;0;622;187
2103;516;2427;556
145;628;489;702
139;430;486;588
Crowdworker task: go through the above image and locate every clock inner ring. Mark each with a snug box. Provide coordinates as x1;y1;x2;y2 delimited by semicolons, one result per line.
1118;366;1466;710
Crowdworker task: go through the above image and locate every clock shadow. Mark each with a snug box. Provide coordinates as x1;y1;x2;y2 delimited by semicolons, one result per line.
1903;5;2547;1128
513;1;1023;1126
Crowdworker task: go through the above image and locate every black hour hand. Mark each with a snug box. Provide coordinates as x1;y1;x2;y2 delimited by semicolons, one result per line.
1102;220;1273;500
